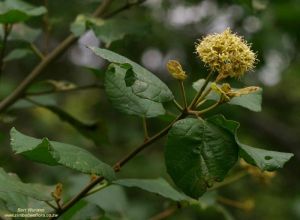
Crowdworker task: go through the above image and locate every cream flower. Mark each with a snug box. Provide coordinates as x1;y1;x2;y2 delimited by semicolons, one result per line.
196;28;257;79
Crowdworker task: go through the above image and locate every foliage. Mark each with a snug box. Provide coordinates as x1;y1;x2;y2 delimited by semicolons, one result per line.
0;0;297;219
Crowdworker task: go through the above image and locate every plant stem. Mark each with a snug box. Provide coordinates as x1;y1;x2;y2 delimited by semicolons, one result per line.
44;201;58;211
149;205;177;220
103;0;147;19
189;70;214;109
217;196;251;211
30;44;45;60
54;199;62;211
142;117;149;141
179;80;187;109
173;99;183;111
195;87;212;106
25;83;103;96
196;98;207;108
0;24;12;79
209;171;248;191
84;181;109;197
43;0;50;54
197;101;220;115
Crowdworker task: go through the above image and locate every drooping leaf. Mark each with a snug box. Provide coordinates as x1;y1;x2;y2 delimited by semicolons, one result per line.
114;178;188;201
10;128;115;181
0;167;53;201
90;47;174;103
3;48;33;62
104;64;166;117
207;115;294;171
0;0;46;24
193;79;262;112
165;118;239;198
92;19;150;47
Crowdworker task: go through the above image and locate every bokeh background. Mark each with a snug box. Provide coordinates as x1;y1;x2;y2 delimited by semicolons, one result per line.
0;0;299;219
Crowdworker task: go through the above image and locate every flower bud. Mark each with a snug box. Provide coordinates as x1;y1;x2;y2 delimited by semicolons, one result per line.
52;183;63;200
166;60;187;81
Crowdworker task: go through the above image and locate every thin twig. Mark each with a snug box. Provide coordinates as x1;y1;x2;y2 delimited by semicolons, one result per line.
197;100;220;115
217;196;253;211
142;117;149;141
196;98;207;108
149;205;177;220
179;80;187;109
209;171;248;191
0;24;12;78
54;199;62;211
30;43;45;60
45;201;58;211
173;99;183;111
103;0;147;19
196;87;212;107
189;70;214;109
25;84;103;96
43;0;50;54
84;181;108;197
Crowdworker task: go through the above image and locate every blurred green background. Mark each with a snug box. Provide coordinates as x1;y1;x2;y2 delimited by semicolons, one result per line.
0;0;300;219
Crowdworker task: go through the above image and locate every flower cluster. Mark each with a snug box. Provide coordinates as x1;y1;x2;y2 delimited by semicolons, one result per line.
196;28;257;79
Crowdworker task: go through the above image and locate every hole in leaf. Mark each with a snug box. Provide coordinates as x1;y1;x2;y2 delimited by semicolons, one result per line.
264;156;272;160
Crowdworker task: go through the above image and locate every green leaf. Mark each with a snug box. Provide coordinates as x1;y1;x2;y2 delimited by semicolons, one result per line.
2;24;41;43
239;144;294;171
207;115;294;171
70;15;86;37
3;48;33;62
10;128;116;181
0;0;46;24
0;167;53;201
114;178;188;201
104;64;165;117
165;118;238;198
70;14;104;37
193;79;262;112
87;185;127;214
92;19;149;47
90;47;174;103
